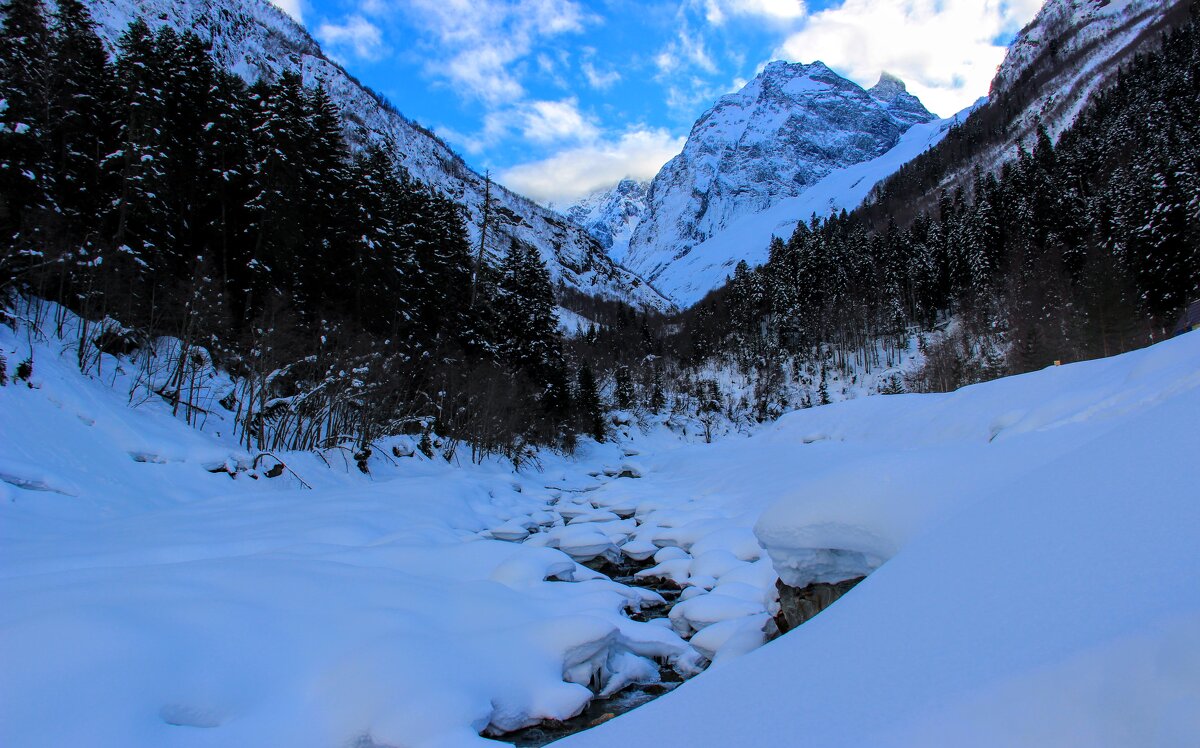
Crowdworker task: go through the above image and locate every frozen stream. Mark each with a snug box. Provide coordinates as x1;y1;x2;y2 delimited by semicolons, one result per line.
480;460;778;746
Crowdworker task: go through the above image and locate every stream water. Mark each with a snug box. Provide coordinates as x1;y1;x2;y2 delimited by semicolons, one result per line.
489;555;693;747
481;466;708;748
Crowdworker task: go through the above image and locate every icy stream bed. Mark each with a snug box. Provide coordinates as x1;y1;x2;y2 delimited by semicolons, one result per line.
477;455;784;746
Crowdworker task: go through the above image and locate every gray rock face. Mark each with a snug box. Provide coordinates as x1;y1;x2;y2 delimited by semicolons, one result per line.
621;61;934;301
869;72;936;129
562;179;649;264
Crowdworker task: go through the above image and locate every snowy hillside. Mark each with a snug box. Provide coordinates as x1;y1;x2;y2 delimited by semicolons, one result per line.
557;331;1200;748
619;62;934;304
81;0;669;310
3;294;1199;746
985;0;1180;159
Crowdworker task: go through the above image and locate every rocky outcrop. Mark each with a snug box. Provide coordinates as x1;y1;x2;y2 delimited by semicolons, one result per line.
773;576;865;634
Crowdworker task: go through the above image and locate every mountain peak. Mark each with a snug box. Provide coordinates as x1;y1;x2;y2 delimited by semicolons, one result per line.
870;72;908;97
868;71;936;124
621;57;941;304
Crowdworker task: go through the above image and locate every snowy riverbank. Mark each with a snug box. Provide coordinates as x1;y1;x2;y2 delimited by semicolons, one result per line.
3;317;1199;747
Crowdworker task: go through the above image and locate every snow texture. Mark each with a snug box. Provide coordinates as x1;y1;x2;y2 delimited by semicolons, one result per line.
557;331;1200;748
4;306;1200;747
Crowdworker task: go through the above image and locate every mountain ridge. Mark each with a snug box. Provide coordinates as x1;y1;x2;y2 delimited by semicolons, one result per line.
82;0;673;310
574;60;937;305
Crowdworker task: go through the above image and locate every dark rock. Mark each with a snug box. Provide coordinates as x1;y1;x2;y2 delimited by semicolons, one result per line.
774;576;865;634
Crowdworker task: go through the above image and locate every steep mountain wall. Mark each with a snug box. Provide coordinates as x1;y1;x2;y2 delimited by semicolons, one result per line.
84;0;671;309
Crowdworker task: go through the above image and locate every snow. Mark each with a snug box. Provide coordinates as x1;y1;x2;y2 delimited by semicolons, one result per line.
620;61;937;306
555;332;1200;748
4;301;1199;747
0;311;698;747
645;104;974;305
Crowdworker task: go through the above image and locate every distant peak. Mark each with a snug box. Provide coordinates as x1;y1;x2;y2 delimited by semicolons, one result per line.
760;59;832;79
869;72;908;98
867;72;935;125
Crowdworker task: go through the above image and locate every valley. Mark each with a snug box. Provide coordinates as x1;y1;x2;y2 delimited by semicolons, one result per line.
2;0;1199;746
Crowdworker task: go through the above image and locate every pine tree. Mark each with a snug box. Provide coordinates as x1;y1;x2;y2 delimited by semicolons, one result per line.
647;367;666;413
46;0;114;246
614;365;635;410
575;362;605;442
0;0;53;255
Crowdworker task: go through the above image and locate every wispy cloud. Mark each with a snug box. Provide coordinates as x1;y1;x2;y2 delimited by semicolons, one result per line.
700;0;806;25
499;128;685;205
396;0;592;105
316;15;386;61
582;60;621;90
521;98;601;143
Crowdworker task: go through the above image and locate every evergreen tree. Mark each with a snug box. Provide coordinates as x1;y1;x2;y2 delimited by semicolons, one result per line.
575;362;605;442
613;365;635;410
0;0;52;256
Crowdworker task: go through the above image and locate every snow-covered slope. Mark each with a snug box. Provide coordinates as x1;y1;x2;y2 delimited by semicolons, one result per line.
3;299;1199;746
82;0;670;310
620;62;934;304
985;0;1182;159
561;179;649;266
558;332;1200;748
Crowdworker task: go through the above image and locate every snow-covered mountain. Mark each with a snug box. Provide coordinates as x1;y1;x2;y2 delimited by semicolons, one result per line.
560;179;649;267
616;62;936;305
82;0;671;311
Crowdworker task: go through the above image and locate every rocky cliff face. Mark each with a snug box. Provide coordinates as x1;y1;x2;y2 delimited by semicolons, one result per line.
562;179;649;267
618;61;934;304
84;0;671;310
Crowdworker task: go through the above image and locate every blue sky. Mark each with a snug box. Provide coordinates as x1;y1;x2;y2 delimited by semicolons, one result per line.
269;0;1045;204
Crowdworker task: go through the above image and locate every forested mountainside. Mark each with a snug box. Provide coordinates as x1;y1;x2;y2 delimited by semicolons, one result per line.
81;0;668;310
0;1;626;463
3;0;1199;465
675;1;1200;408
859;0;1188;225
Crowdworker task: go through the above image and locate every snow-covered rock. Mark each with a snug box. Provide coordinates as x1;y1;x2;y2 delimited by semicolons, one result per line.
981;0;1180;165
560;179;649;266
83;0;670;311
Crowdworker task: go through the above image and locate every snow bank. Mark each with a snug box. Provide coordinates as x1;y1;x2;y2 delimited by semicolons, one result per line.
556;332;1200;748
0;315;694;748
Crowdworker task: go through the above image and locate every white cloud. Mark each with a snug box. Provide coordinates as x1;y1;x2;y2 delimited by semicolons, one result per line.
702;0;806;25
521;98;601;143
316;15;386;61
269;0;304;24
656;27;718;76
440;98;599;153
499;128;686;205
582;61;621;90
399;0;591;105
776;0;1043;116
